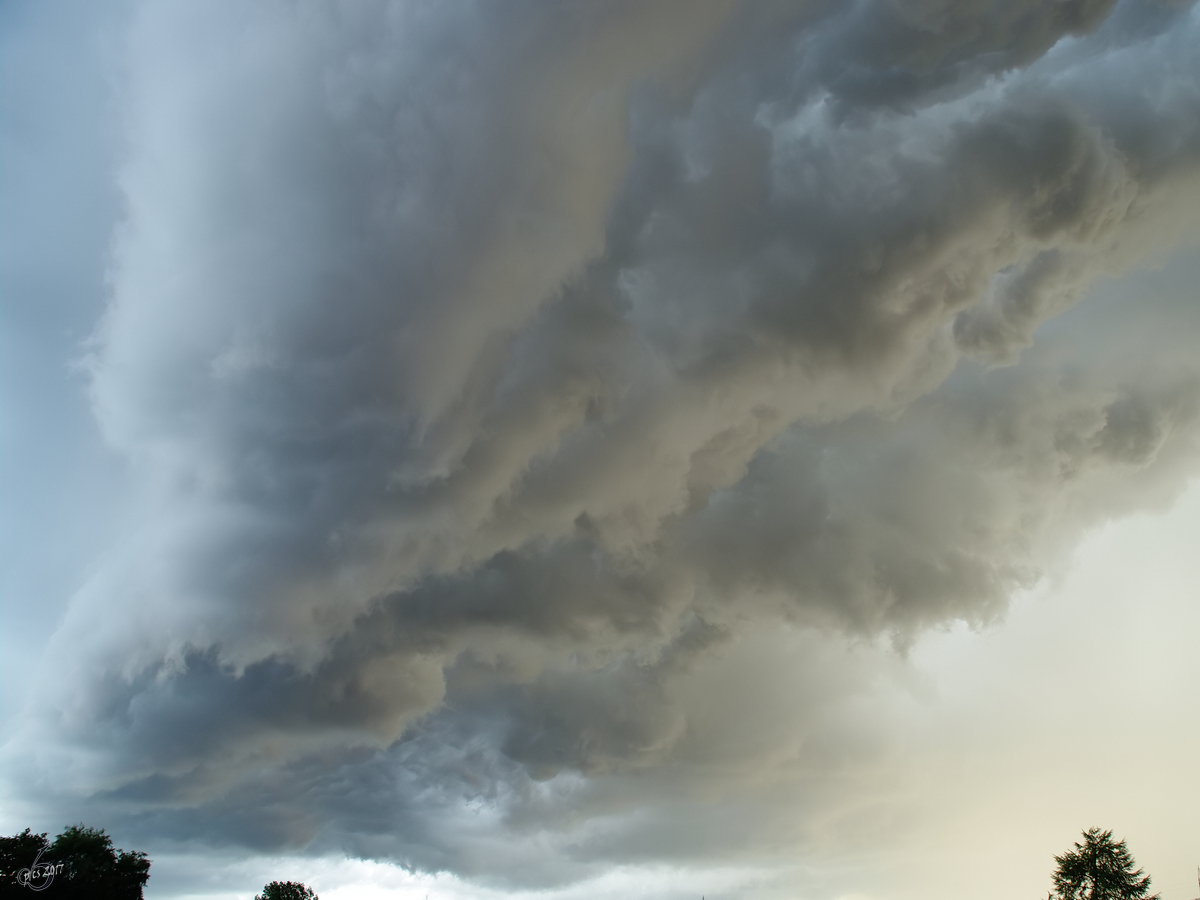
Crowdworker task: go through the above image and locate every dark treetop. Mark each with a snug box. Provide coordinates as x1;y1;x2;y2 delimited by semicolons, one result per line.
1050;827;1159;900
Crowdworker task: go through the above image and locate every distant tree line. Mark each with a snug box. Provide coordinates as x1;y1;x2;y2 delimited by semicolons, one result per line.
0;824;149;899
3;821;1157;899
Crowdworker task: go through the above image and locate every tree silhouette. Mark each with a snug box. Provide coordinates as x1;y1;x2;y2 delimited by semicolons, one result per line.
255;881;319;900
0;824;150;899
0;829;50;897
1050;828;1159;900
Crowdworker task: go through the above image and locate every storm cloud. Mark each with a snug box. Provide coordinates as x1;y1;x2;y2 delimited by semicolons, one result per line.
6;0;1200;891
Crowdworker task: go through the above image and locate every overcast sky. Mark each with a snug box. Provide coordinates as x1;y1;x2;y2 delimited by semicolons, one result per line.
1;1;1198;898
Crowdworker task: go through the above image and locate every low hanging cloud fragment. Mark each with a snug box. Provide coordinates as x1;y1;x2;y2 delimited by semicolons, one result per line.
8;0;1200;888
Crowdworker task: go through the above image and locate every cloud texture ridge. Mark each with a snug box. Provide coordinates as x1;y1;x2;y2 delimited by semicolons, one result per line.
10;0;1200;886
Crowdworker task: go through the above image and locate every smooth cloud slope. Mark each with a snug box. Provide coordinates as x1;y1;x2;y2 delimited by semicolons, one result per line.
5;0;1200;892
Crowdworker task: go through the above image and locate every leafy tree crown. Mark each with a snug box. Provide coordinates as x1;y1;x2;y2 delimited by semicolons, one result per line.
0;828;50;885
0;824;150;899
255;881;319;900
1050;827;1159;900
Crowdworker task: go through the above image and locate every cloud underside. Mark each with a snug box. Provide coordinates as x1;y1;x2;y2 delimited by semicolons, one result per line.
12;0;1200;886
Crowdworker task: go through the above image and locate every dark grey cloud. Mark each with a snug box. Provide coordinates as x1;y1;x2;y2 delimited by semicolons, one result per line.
5;0;1200;891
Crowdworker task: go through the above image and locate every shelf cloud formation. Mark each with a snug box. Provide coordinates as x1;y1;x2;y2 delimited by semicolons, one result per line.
6;0;1200;893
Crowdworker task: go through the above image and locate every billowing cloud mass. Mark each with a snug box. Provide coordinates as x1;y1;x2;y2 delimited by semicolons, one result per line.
6;0;1200;892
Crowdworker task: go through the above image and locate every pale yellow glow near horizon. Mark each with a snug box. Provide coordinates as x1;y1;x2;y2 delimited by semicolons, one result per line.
876;477;1200;900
